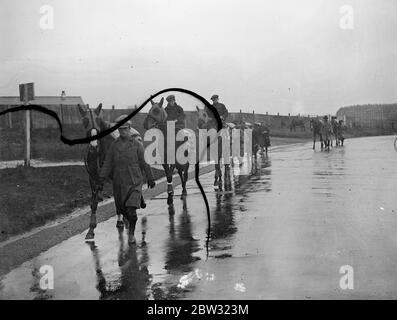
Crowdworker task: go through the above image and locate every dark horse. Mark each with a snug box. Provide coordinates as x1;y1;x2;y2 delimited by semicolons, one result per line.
143;98;189;203
78;103;139;240
310;118;323;150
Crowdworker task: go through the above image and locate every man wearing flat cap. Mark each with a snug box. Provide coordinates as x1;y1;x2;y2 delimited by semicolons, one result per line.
321;115;332;150
205;94;229;126
99;114;155;244
164;95;186;130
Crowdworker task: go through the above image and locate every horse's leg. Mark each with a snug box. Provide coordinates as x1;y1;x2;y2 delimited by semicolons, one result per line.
320;134;324;150
177;166;186;199
163;164;175;205
214;163;220;186
218;154;223;191
116;215;124;229
313;133;315;150
141;216;147;244
177;167;186;198
163;164;174;195
183;164;189;196
85;179;99;240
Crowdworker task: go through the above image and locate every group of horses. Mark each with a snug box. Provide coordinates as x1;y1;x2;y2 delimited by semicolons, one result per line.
79;100;269;240
310;117;345;150
283;115;346;150
79;100;344;242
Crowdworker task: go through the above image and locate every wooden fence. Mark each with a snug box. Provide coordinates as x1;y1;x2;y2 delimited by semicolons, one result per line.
0;105;315;133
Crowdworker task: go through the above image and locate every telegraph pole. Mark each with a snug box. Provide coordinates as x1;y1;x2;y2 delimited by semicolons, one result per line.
19;83;34;167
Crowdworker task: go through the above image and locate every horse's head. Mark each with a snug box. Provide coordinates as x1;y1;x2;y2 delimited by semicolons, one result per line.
144;98;167;129
78;103;109;146
310;118;323;131
196;106;210;129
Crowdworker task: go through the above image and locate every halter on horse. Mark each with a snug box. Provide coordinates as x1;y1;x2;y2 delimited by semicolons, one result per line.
143;98;189;203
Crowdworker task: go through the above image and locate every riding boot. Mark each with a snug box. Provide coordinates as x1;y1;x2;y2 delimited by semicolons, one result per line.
116;214;124;229
140;196;146;209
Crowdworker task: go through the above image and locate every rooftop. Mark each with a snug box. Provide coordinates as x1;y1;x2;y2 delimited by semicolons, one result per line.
0;96;85;106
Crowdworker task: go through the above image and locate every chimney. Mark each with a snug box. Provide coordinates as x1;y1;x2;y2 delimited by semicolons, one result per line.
61;90;66;100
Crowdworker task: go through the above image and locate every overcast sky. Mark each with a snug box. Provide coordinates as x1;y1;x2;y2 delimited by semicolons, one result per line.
0;0;396;115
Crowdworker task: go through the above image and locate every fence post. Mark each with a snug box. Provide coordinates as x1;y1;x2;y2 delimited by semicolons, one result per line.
60;104;64;125
24;92;31;167
7;106;13;128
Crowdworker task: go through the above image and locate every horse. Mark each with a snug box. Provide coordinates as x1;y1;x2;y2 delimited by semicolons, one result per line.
252;123;271;157
289;118;306;132
337;120;345;146
78;103;143;240
310;118;324;150
320;119;332;151
330;117;340;147
196;106;231;190
143;98;189;203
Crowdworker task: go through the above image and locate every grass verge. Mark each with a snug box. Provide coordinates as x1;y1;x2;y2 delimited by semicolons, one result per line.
0;165;164;242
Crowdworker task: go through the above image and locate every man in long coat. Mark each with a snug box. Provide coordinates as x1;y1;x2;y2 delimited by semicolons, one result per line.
99;115;155;244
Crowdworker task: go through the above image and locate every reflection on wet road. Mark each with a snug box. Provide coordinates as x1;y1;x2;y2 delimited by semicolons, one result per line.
1;136;397;299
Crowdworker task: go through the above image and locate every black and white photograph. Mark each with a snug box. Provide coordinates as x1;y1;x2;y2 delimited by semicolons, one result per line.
1;0;397;306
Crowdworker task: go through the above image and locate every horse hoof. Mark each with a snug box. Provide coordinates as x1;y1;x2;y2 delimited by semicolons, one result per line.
85;230;95;241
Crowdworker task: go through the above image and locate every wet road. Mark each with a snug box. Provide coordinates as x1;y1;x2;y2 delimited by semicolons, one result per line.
1;136;397;299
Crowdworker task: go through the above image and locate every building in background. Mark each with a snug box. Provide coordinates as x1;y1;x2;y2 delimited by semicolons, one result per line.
336;104;397;130
0;92;85;129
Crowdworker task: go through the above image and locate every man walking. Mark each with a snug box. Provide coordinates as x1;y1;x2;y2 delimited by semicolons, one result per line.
99;115;155;244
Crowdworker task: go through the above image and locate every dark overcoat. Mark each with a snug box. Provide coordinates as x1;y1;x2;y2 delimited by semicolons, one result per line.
164;103;186;128
205;103;229;122
99;136;154;212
